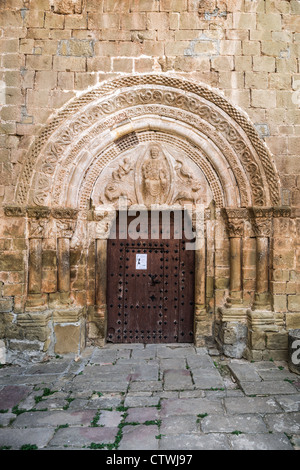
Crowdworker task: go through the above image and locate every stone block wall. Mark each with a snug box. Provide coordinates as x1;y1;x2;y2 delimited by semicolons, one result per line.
0;0;299;360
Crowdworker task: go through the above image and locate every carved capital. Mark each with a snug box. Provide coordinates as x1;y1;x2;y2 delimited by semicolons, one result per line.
56;219;76;238
252;218;273;237
249;207;273;237
28;219;48;239
222;208;249;237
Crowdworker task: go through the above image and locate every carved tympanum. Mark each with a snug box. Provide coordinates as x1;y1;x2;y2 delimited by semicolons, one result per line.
98;142;204;208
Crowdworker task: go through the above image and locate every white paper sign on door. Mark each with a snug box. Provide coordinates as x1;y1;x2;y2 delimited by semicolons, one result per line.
136;253;147;269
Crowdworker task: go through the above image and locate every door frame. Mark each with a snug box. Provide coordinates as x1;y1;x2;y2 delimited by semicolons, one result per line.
94;207;203;345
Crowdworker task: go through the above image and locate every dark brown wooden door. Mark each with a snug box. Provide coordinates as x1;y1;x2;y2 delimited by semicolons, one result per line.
106;211;194;344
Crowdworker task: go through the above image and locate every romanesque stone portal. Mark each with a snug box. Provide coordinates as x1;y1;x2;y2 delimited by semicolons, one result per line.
1;72;293;363
0;1;299;364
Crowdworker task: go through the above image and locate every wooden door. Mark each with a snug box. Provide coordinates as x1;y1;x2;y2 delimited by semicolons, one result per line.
106;211;194;344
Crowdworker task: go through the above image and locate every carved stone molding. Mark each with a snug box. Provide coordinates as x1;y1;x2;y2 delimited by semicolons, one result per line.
52;208;78;220
273;207;291;218
4;206;26;217
15;75;280;210
27;207;51;219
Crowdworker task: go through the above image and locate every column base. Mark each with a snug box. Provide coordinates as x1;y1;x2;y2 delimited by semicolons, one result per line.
217;306;248;358
86;305;107;346
252;292;272;311
25;293;48;311
245;308;288;361
194;305;213;347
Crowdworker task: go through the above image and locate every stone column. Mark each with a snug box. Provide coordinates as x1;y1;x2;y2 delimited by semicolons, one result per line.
223;208;248;307
87;210;113;346
53;211;85;355
56;219;75;298
250;207;273;311
193;208;209;346
26;217;48;310
28;238;42;295
245;208;278;360
95;238;107;315
218;208;249;358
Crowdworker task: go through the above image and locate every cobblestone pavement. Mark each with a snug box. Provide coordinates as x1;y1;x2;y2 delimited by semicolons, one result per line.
0;343;300;451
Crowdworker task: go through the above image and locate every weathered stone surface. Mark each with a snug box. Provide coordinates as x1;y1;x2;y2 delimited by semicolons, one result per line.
201;414;268;433
163;369;194;391
0;344;299;450
224;396;281;414
228;362;262;383
160;397;223;417
229;433;294;451
264;413;300;434
159;433;230;450
49;426;119;448
118;424;159;450
0;385;32;409
54;324;81;354
12;410;97;428
0;428;55;449
239;380;297;396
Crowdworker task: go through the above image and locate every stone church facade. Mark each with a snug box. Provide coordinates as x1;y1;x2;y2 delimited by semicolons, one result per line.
0;0;299;363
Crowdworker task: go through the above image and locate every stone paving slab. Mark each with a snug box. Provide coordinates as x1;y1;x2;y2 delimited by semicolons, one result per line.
98;410;123;427
275;395;300;412
163;369;194;391
124;395;160;408
228;433;294;450
263;412;300;434
86;395;123;410
228;363;262;383
239;380;298;396
192;369;224;389
125;406;160;424
159;433;230;450
257;369;299;381
224;396;282;414
48;426;119;449
186;355;216;369
11;410;97;428
159;358;187;370
0;428;54;450
0;385;32;409
25;361;70;375
200;414;267;433
118;424;159;450
160;415;199;435
160;397;223;417
129;380;163;392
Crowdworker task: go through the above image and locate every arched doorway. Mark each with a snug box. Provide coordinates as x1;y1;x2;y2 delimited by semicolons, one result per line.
8;74;285;361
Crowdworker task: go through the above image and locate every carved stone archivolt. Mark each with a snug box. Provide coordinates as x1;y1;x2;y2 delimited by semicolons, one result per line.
14;74;280;212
